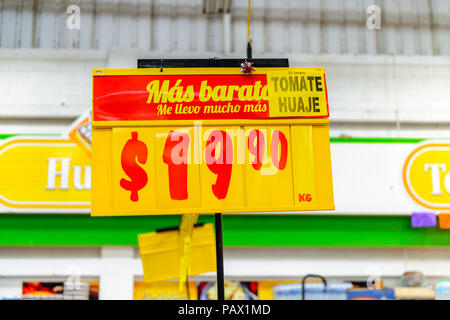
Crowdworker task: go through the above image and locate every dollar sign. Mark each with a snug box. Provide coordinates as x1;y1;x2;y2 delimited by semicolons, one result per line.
120;131;148;202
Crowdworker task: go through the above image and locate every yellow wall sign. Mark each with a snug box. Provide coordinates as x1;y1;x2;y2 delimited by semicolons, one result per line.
0;112;91;213
91;67;334;216
404;142;450;211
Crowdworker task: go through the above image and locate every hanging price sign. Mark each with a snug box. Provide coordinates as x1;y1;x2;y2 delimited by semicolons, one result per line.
91;68;334;216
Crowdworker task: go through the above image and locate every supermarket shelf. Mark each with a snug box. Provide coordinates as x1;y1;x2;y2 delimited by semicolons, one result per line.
2;246;450;299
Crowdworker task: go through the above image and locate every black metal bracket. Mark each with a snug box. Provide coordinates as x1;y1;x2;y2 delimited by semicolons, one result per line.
138;58;289;69
302;274;327;300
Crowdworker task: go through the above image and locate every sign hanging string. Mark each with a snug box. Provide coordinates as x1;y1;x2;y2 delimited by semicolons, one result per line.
247;0;251;43
241;0;255;74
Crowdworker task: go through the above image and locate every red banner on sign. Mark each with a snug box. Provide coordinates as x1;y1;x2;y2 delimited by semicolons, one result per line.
93;74;271;121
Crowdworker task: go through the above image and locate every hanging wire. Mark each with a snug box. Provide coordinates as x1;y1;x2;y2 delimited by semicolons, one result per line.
247;0;252;60
247;0;251;42
241;0;255;73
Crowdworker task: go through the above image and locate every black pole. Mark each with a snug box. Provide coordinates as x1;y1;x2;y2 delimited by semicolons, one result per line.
214;213;225;300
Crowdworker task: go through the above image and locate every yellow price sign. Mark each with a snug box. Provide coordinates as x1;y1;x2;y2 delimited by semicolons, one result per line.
92;68;334;216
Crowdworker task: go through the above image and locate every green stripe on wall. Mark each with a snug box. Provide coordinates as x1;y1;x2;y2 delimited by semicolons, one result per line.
0;134;61;139
0;214;448;247
329;137;425;143
0;134;428;144
0;134;17;139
